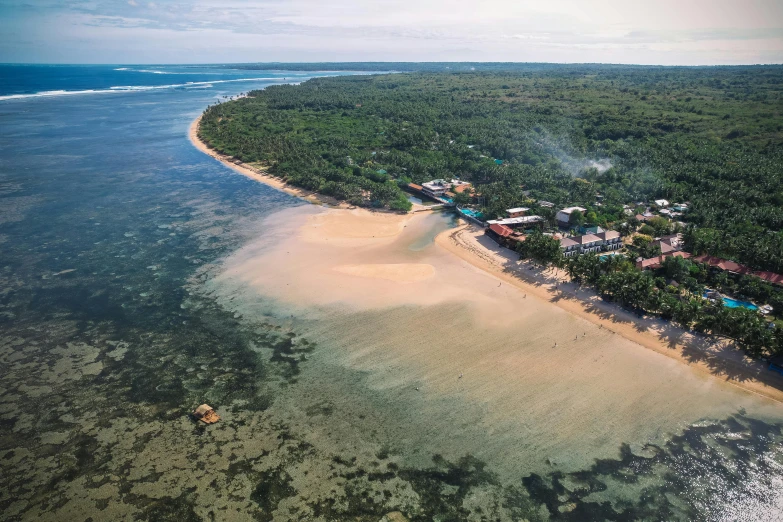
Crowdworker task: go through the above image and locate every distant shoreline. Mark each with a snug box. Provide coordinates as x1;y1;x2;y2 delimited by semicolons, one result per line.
189;113;783;405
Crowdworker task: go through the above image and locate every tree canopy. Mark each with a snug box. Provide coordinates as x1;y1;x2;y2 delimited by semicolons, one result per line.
200;65;783;269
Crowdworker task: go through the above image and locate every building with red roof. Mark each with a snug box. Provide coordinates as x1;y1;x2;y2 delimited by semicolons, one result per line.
693;254;783;286
487;223;513;239
636;251;691;270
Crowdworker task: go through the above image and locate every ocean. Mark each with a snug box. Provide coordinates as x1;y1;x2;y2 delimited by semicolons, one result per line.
1;64;782;521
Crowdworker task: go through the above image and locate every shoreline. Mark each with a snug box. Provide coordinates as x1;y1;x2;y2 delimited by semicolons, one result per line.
435;224;783;404
188;115;348;208
189;115;783;405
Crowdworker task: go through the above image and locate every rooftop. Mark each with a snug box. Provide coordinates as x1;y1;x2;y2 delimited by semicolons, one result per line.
576;234;601;244
558;206;587;214
486;216;544;226
596;230;620;241
637;251;692;270
422;179;448;190
694;254;751;275
488;224;513;238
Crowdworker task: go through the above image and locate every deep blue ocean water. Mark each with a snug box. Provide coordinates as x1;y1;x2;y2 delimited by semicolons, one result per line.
1;64;783;521
0;63;339;99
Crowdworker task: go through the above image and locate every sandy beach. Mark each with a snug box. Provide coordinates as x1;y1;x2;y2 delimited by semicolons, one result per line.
436;223;783;403
206;204;782;479
190;115;783;406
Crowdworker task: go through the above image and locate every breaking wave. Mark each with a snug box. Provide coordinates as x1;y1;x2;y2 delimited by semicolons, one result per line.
0;77;285;101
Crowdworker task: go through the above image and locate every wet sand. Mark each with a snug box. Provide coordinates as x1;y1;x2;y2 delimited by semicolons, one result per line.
208;205;783;478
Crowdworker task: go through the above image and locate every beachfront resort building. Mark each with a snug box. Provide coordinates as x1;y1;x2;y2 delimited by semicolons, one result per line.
560;230;622;258
485;223;526;247
556;206;587;227
421;180;450;199
693;255;783;286
420;179;472;200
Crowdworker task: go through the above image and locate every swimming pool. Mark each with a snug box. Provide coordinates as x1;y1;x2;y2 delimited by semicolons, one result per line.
460;208;484;219
704;292;758;310
722;297;758;310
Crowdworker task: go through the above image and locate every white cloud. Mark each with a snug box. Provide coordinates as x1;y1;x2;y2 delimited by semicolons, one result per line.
1;0;782;64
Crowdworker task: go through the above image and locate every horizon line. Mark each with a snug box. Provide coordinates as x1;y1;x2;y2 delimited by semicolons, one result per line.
2;61;783;68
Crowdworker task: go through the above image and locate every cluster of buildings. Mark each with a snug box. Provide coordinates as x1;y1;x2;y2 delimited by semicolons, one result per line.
483;205;623;258
478;198;699;262
635;200;688;222
632;235;783;288
635;234;690;269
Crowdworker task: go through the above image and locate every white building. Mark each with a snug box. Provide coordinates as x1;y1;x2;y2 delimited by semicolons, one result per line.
486;216;544;228
506;207;529;218
560;230;622;257
654;199;670;208
555;206;587;226
421;178;470;199
421;180;449;198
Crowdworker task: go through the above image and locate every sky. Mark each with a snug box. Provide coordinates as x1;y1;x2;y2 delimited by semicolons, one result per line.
1;0;782;65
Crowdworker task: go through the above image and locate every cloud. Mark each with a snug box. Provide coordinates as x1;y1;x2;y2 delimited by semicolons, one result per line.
1;0;782;64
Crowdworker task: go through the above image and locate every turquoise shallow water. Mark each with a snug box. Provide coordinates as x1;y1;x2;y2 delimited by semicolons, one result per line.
0;65;782;521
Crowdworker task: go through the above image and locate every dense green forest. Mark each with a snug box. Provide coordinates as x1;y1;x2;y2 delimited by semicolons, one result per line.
199;66;783;274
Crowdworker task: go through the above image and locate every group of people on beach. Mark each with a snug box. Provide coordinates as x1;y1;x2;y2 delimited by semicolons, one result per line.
553;330;594;348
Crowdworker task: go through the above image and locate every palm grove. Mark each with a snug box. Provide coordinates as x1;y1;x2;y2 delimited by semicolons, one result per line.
198;64;783;353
